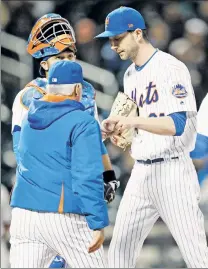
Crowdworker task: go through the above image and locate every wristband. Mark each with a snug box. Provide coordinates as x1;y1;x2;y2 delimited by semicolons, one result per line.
103;170;116;184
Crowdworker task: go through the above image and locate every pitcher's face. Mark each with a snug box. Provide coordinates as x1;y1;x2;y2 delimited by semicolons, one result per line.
109;31;140;61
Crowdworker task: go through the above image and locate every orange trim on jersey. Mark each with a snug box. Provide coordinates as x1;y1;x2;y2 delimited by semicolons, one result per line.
42;94;75;102
20;90;29;110
58;183;64;213
20;84;47;110
25;83;47;95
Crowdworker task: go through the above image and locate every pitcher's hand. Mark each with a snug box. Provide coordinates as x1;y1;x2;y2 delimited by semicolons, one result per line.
103;116;138;134
101;120;115;140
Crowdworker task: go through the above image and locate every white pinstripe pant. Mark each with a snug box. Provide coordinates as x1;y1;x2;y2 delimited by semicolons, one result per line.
10;208;106;268
108;157;208;268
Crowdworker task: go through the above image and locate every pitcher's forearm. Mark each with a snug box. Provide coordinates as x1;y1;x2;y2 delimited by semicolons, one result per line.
135;116;176;136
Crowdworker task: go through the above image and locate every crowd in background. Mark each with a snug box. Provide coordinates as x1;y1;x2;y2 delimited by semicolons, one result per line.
1;0;208;268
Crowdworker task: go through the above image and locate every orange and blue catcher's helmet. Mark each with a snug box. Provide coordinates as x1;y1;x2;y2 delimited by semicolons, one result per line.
27;13;77;59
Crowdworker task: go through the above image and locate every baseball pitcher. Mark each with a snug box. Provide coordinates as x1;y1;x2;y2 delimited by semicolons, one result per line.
95;6;208;268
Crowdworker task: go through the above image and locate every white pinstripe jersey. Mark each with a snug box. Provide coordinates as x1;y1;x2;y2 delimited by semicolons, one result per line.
124;50;197;160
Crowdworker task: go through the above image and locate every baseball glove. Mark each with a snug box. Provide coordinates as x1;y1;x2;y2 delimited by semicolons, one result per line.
108;92;138;150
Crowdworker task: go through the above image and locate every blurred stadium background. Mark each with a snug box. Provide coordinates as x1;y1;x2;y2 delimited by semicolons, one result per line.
1;0;208;268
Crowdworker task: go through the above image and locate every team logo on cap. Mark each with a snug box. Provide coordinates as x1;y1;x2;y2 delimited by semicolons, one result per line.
105;17;109;29
128;24;134;28
52;78;57;82
172;84;188;98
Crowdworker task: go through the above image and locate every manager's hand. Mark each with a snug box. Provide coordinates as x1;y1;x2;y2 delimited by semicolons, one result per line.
88;229;105;253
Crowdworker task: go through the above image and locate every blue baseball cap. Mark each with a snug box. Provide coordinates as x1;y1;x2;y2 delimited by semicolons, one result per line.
95;6;146;38
48;61;84;85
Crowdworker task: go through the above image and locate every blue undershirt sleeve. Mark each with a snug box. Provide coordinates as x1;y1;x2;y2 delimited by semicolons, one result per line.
168;112;187;136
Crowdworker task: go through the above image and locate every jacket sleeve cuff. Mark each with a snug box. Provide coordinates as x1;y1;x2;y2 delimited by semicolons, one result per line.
85;204;109;230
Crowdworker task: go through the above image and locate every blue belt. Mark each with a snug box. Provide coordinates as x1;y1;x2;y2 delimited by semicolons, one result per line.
137;157;179;165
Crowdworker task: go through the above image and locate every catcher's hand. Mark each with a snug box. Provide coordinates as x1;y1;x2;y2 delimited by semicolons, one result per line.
103;170;120;204
104;180;120;204
102;92;138;150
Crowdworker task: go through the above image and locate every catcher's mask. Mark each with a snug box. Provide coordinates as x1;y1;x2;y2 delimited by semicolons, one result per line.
27;13;77;59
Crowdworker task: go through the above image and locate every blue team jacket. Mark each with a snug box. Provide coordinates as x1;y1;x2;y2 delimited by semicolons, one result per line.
10;98;109;230
12;79;107;163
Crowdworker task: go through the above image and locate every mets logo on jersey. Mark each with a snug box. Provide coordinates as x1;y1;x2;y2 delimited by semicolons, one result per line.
172;84;188;98
132;82;159;108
